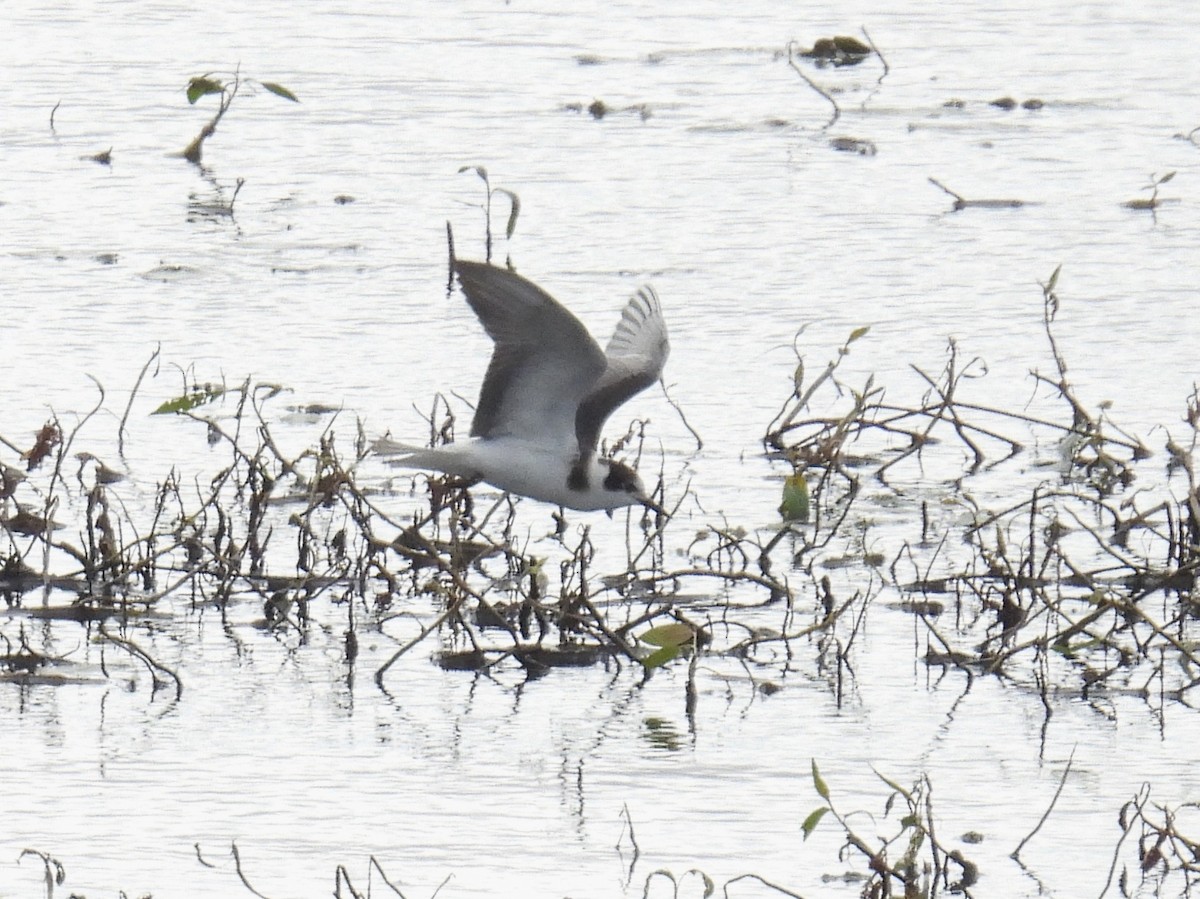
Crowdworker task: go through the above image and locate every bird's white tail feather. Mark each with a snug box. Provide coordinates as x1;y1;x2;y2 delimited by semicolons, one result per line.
371;437;479;478
372;436;426;456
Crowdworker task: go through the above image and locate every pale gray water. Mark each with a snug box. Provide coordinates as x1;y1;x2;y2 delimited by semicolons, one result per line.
3;1;1200;896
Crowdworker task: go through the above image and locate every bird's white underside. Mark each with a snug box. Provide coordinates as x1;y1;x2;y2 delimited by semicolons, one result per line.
379;437;644;511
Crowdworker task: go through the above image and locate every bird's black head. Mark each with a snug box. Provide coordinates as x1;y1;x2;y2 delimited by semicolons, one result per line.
602;459;642;495
598;457;668;519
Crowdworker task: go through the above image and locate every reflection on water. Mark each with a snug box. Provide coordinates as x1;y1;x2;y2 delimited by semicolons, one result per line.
3;0;1200;896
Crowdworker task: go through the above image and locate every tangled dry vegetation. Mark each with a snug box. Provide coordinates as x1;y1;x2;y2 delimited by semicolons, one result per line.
767;266;1200;715
5;268;1200;897
3;268;1200;709
0;351;854;705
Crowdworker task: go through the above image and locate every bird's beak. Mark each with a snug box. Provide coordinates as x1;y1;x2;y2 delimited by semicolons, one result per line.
639;496;669;519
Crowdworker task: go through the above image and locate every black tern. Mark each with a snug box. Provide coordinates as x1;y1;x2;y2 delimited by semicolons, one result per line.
379;259;669;514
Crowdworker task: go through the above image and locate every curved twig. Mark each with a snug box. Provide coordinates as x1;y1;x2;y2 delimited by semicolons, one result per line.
786;41;840;129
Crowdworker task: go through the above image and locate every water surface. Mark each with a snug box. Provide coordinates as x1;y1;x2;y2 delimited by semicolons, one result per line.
3;1;1200;896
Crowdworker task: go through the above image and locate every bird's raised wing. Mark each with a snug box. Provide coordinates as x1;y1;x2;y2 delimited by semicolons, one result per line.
575;285;670;455
455;260;607;448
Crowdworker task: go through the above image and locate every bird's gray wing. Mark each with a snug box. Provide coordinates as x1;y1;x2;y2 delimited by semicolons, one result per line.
455;260;607;448
575;285;670;455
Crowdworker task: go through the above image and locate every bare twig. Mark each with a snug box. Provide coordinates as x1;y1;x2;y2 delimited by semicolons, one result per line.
786;41;840;129
18;849;65;899
119;344;160;458
1011;746;1075;860
230;842;274;899
861;26;889;83
1099;785;1151;898
722;873;808;898
99;622;183;700
660;379;702;451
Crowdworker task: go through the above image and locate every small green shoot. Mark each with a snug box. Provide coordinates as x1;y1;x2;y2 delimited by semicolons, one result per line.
804;759;831;840
801;764;979;891
1124;171;1177;211
179;69;300;164
457;166;521;262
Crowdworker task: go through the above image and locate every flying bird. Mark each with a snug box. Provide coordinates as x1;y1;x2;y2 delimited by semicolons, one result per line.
378;259;669;514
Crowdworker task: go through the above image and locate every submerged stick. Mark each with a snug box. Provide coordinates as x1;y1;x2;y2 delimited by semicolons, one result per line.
929;177;1027;211
722;873;807;898
861;26;889;83
786;41;840;129
99;622;183;700
230;842;273;899
1011;746;1075;859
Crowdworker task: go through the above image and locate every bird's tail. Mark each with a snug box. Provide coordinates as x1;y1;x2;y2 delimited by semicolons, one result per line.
371;437;477;478
372;436;427;457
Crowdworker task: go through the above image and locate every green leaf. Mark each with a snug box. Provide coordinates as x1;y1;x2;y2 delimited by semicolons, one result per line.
847;325;870;344
186;77;225;105
152;386;225;415
873;768;909;797
801;806;829;839
909;828;926;853
779;472;810;522
1047;264;1062;292
640;622;695;648
1050;639;1074;658
493;188;521;239
261;82;300;103
811;759;830;801
641;645;680;669
458;164;489;185
791;360;804;391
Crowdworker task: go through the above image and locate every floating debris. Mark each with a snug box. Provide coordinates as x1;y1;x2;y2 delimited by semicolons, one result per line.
76;452;124;485
1;506;64;536
945;97;1045;111
140;263;204;282
799;35;873;67
928;177;1030;211
830;136;877;156
563;100;652;121
1123;171;1176;212
0;463;26;500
